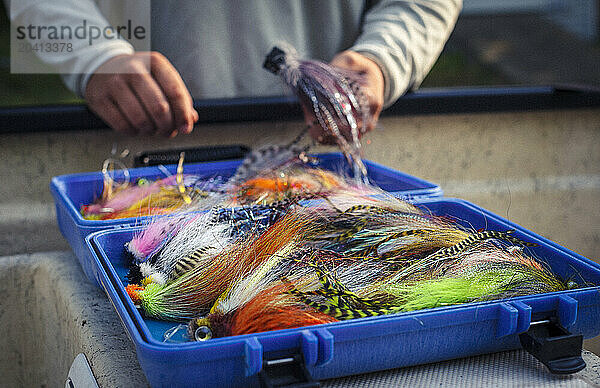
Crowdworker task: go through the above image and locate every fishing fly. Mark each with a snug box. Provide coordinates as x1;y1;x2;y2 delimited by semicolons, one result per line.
263;44;372;183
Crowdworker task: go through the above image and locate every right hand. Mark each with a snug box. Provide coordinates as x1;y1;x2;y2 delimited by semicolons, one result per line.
85;52;198;137
302;51;384;144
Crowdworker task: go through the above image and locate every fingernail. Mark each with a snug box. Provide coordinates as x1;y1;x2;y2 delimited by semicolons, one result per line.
180;124;192;134
169;130;178;138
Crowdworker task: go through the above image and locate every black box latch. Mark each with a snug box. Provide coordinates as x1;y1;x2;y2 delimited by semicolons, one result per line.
259;354;319;388
519;318;586;375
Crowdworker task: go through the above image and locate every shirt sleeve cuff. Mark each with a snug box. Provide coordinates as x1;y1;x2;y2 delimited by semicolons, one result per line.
350;45;408;109
62;42;135;97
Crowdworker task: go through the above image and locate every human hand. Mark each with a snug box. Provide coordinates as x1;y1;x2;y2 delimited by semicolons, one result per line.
85;52;198;137
305;50;384;144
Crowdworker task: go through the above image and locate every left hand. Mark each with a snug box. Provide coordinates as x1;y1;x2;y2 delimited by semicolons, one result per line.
306;50;385;144
85;52;198;137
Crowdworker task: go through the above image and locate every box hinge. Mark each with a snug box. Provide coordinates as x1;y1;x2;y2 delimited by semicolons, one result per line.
259;354;319;388
519;317;586;375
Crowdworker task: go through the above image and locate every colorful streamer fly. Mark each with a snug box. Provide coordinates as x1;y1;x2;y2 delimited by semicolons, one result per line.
283;242;571;321
126;210;316;321
125;202;291;285
126;212;192;264
187;244;338;339
187;247;377;340
264;45;371;182
134;211;231;285
304;193;538;268
82;174;211;220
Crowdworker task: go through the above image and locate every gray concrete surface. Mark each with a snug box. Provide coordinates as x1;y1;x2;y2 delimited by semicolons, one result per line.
1;251;599;388
0;252;149;387
367;109;600;260
323;349;600;387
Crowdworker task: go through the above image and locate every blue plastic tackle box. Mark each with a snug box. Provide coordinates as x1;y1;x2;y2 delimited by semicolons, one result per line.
85;197;600;388
50;152;443;287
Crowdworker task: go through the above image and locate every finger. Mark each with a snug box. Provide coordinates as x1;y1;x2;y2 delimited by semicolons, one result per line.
303;102;342;144
330;51;359;72
308;122;338;145
363;95;380;132
111;79;155;134
91;98;138;135
308;123;325;143
127;72;173;135
150;53;196;136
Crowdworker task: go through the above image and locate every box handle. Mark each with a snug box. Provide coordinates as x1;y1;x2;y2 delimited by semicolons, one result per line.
133;145;250;167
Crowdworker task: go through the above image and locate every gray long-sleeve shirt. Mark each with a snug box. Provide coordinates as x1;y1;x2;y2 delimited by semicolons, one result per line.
8;0;461;107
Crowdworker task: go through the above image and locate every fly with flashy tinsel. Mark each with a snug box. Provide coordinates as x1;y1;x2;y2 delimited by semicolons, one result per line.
264;45;371;182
